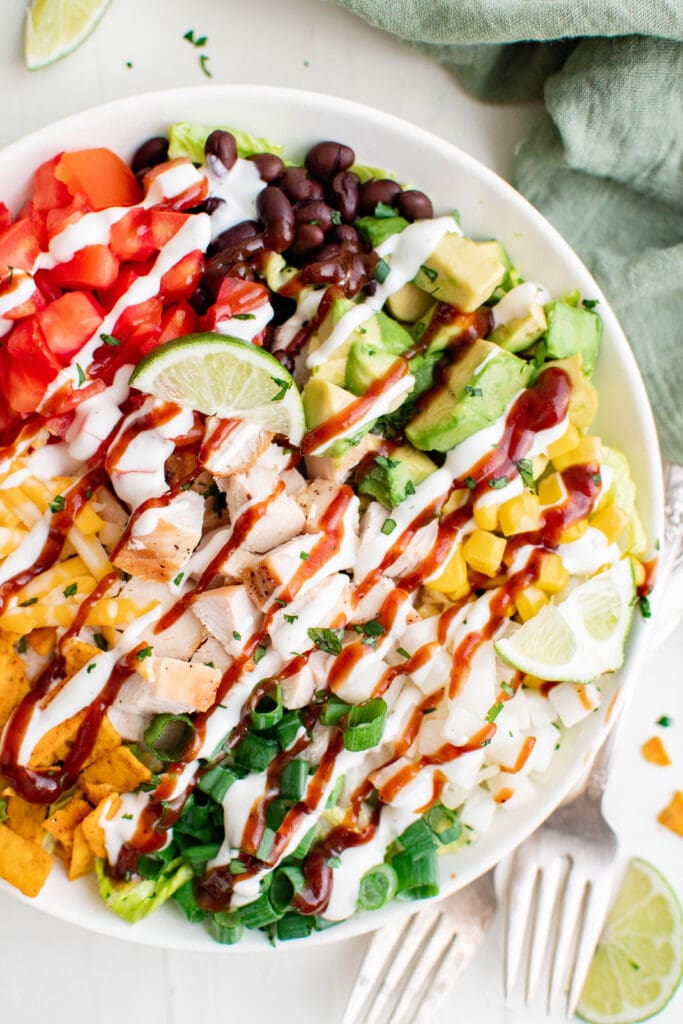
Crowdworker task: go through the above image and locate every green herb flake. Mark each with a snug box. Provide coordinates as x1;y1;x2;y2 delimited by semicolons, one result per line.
271;376;292;402
87;663;96;674
183;28;195;41
299;551;310;561
136;646;153;661
374;201;397;219
500;681;515;697
419;264;438;283
307;627;343;656
515;458;535;490
63;583;78;598
488;476;509;490
199;53;212;78
656;715;672;727
233;312;256;321
397;647;410;659
122;814;134;821
583;298;599;310
17;636;27;654
363;620;385;637
375;258;391;284
374;454;399;471
485;701;504;722
330;210;342;226
638;595;652;620
405;480;416;496
94;633;108;651
592;473;602;485
327;855;342;869
100;333;120;347
76;363;86;386
381;518;397;536
173;573;184;586
19;597;38;607
49;494;66;513
534;340;547;368
464;476;477;491
284;614;298;624
232;631;242;641
253;644;267;664
464;384;483;397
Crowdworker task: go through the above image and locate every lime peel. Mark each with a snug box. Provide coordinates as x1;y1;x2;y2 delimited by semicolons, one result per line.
129;333;306;445
25;0;112;70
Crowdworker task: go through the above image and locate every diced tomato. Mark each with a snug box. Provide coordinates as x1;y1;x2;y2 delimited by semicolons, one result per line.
49;245;120;290
6;359;53;414
33;155;71;212
149;209;191;248
112;296;163;350
51;378;106;415
201;278;270;330
110;208;155;262
0;218;41;273
5;319;61;413
0;203;12;231
158;301;199;343
55;148;141;211
159;250;203;302
34;269;62;304
0;271;45;320
37;291;103;363
46;194;91;238
21;201;50;251
96;257;154;312
143;159;208;211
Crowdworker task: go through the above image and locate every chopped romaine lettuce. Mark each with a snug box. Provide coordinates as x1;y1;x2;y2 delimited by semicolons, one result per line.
96;857;193;924
168;122;284;164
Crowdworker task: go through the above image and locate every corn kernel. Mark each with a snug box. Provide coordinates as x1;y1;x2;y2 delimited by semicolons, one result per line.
536;552;569;594
515;585;549;622
590;504;629;545
428;545;468;595
551;435;602;472
473;501;499;532
538;472;565;507
462;530;507;577
531;454;549;478
74;505;106;536
522;673;545;689
630;556;646;587
546;422;580;460
498;493;541;537
559;519;588;544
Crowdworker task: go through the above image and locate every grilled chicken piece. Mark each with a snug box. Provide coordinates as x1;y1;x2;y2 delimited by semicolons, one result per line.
115;656;221;715
191;637;232;675
242;533;322;607
113;491;204;583
116;578;206;659
221;468;306;554
269;572;351;659
296;479;347;533
200;417;273;477
192;585;263;656
92;485;128;552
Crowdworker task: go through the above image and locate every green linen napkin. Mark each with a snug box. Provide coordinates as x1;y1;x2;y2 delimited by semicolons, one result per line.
333;1;683;461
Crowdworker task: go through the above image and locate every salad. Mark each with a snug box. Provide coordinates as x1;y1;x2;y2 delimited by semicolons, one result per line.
0;123;652;945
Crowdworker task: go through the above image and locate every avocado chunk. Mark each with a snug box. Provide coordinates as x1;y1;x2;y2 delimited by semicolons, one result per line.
544;354;598;430
477;240;523;294
544;299;603;376
309;300;412;387
355;215;408;248
406;339;532;453
490;303;547;353
302;377;370;458
359;445;437;508
386;283;434;324
413;234;506;312
346;342;404;396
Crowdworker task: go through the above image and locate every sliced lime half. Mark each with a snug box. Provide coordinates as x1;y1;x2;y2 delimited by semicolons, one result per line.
25;0;112;70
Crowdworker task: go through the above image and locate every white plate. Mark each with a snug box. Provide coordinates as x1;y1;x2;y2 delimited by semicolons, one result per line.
0;84;664;952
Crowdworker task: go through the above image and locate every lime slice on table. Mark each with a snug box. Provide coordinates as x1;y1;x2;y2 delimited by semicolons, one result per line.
577;858;683;1024
129;333;306;444
494;558;635;683
24;0;112;70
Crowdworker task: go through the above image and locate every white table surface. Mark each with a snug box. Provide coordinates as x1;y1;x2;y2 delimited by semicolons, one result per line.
1;2;682;1021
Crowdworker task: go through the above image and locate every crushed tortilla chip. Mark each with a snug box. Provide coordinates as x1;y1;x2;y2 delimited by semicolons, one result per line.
0;649;30;732
81;794;121;858
28;627;57;657
29;709;120;770
69;823;95;880
0;823;52;897
42;794;92;855
62;636;101;677
80;746;151;804
641;736;671;766
4;792;47;844
658;790;683;837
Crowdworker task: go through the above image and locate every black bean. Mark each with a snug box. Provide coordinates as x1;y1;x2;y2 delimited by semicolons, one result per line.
257;186;295;252
131;136;169;174
208;220;259;257
305;141;355;180
277;167;324;203
359;179;402;214
294;200;334;233
328;171;360;223
226;262;255;282
249;153;285;183
204;236;265;294
313;243;343;262
291;223;326;256
205;130;238;174
189;284;213;316
397;190;434;221
333;224;360;247
345;253;373;297
364;280;378;297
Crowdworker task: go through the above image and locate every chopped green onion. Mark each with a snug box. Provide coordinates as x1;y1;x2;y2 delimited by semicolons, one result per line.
357;863;398;911
253;643;267;664
280;759;309;801
320;694;351;726
100;332;120;347
638;595;652;620
256;826;276;861
292;825;317;860
19;597;38;607
486;701;504;722
275;710;302;749
307;627;343;656
343;698;387;752
143;713;195;763
251;684;283;730
424;804;462;845
397;647;410;659
208;910;244;944
232;630;242;641
76;363;86;386
393;848;439;901
234;733;279;772
136;645;153;661
381;518;397;536
269;865;305;914
397;818;438;857
326;774;345;808
500;681;515;697
183;842;221;875
173;880;206;923
265;799;291;831
277;912;314;941
93;633;108;651
198;764;237;803
239;892;283;929
49;494;66;513
172;572;184;586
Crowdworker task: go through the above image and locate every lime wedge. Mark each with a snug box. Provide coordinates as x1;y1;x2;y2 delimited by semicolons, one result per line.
577;858;683;1024
494;558;635;683
24;0;112;70
129;333;305;444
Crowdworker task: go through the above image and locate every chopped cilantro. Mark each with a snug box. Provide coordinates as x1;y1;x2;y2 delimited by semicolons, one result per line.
374;454;399;471
271;376;292;402
94;633;109;651
488;476;509;490
49;494;66;513
307;627;343;656
87;663;96;674
63;583;78;598
253;644;267;664
19;597;38;607
299;551;310;560
583;298;599;310
76;363;86;386
173;573;184;586
375;258;391;284
199;54;212;78
232;631;242;642
373;201;397;219
363;620;385;637
136;646;153;661
515;458;535;490
464;475;477;490
592;472;602;485
284;614;298;624
100;333;120;347
464;384;483;397
638;595;652;620
330;209;342;226
381;518;397;535
17;636;27;654
405;480;416;496
657;715;672;727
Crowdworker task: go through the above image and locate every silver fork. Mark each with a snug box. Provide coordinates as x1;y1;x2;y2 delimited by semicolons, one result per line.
341;868;497;1024
502;732;618;1018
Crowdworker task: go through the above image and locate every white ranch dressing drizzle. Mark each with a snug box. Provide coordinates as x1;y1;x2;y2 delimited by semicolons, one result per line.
306;215;459;369
99;791;157;865
65;364;133;463
204;157;263;241
491;281;549;328
273;288;324;352
0;270;38;337
215;300;273;342
306;370;415;457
